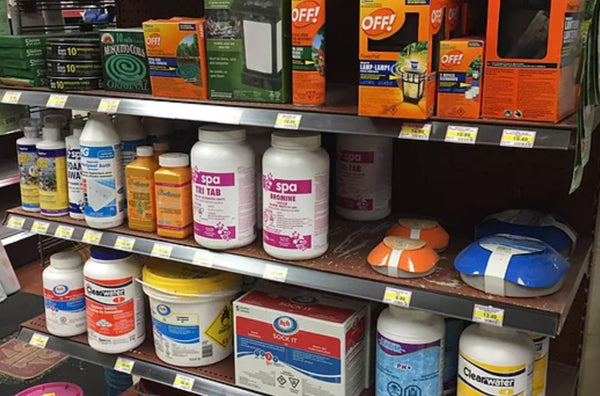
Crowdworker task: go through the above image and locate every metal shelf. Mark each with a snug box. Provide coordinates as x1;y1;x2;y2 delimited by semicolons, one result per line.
19;314;577;396
0;87;574;150
5;208;591;336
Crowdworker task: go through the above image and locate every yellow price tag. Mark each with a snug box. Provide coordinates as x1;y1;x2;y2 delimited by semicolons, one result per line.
114;236;136;252
500;129;536;148
382;287;412;308
97;98;121;113
32;220;50;234
263;264;288;283
445;125;478;144
173;374;195;391
29;333;49;348
151;243;173;259
82;229;103;245
193;250;216;267
1;91;21;104
275;113;302;130
7;216;25;229
114;357;135;374
46;94;68;108
472;304;504;327
399;123;432;141
55;225;74;239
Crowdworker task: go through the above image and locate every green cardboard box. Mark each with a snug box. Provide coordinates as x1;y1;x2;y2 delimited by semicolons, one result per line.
0;47;45;59
100;28;151;93
1;66;47;79
0;57;46;69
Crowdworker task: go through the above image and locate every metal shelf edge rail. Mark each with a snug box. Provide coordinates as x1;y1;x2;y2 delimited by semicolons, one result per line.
0;88;572;149
17;327;257;396
6;213;583;336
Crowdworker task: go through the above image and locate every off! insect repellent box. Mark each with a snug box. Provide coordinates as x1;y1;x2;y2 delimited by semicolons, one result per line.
142;18;208;100
358;0;446;119
204;0;291;103
437;37;484;119
482;0;583;122
234;287;368;396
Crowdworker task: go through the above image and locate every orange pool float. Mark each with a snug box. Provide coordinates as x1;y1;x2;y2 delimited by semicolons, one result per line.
386;218;450;252
368;236;439;278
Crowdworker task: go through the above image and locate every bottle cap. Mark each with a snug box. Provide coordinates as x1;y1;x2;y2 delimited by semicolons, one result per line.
198;124;246;142
159;153;189;167
50;251;83;269
23;126;39;139
90;246;132;261
42;126;61;141
137;145;154;157
271;131;321;149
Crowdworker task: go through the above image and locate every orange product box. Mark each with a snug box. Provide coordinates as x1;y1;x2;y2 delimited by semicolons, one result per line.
358;0;446;119
446;0;463;39
142;18;208;100
482;0;583;122
437;37;484;119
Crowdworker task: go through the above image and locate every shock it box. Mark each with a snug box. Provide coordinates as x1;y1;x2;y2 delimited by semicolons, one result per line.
234;288;368;396
437;37;484;119
358;0;446;119
482;0;583;122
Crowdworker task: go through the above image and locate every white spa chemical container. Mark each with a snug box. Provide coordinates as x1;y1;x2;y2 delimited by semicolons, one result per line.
17;123;41;212
247;128;270;229
336;135;392;221
191;125;256;249
80;113;124;229
262;132;329;260
376;306;444;396
65;123;84;219
458;324;535;396
84;247;145;353
43;251;86;337
142;261;241;367
37;125;68;216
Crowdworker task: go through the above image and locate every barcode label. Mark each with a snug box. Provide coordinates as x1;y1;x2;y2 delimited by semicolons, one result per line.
202;344;213;358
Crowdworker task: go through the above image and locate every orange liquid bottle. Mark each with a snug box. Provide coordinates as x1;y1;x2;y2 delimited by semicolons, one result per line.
126;146;160;232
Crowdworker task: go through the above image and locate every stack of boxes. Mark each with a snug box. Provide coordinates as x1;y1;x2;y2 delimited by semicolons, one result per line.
0;35;48;87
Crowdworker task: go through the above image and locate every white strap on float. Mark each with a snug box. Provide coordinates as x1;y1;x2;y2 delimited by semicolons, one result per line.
410;228;421;239
483;246;515;296
385;249;403;277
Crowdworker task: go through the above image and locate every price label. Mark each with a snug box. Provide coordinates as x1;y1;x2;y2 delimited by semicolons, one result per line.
151;243;173;259
7;216;25;229
500;129;536;148
1;91;21;104
55;225;74;239
97;98;121;113
263;264;288;283
29;333;49;348
472;304;504;327
275;113;302;130
445;126;478;144
46;94;68;108
173;374;195;391
114;236;136;252
382;287;412;308
193;250;216;267
82;229;103;245
31;220;50;234
114;357;135;374
222;109;243;125
399;123;432;141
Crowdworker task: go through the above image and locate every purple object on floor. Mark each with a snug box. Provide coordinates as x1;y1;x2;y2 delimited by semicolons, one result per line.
15;382;84;396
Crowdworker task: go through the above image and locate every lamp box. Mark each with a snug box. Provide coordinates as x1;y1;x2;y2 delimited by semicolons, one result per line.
437;37;484;119
482;0;583;122
205;0;291;103
358;0;446;119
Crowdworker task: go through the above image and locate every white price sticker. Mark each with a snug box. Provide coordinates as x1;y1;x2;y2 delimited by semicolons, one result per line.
55;225;74;239
31;220;50;234
500;129;536;148
114;357;135;374
382;287;413;308
1;91;21;104
263;264;288;282
399;123;432;141
445;125;478;144
82;229;103;245
193;250;216;267
173;374;195;391
7;216;25;229
114;236;136;252
275;113;302;130
97;98;120;113
46;94;68;108
151;243;173;259
472;304;505;327
29;333;49;348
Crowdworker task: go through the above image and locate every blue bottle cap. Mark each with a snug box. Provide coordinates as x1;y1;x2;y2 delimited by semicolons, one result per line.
90;246;132;261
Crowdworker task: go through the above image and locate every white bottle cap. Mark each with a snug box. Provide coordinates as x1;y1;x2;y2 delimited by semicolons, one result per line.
50;251;83;269
389;305;437;321
137;145;154;157
271;131;321;149
23;125;39;139
198;124;246;142
153;141;169;151
43;126;61;141
159;153;189;167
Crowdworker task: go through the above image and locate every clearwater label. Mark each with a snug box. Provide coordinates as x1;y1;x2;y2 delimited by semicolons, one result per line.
458;353;532;396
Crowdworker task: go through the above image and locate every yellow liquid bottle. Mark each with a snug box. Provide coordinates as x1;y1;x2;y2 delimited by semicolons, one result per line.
154;153;193;239
126;146;160;232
